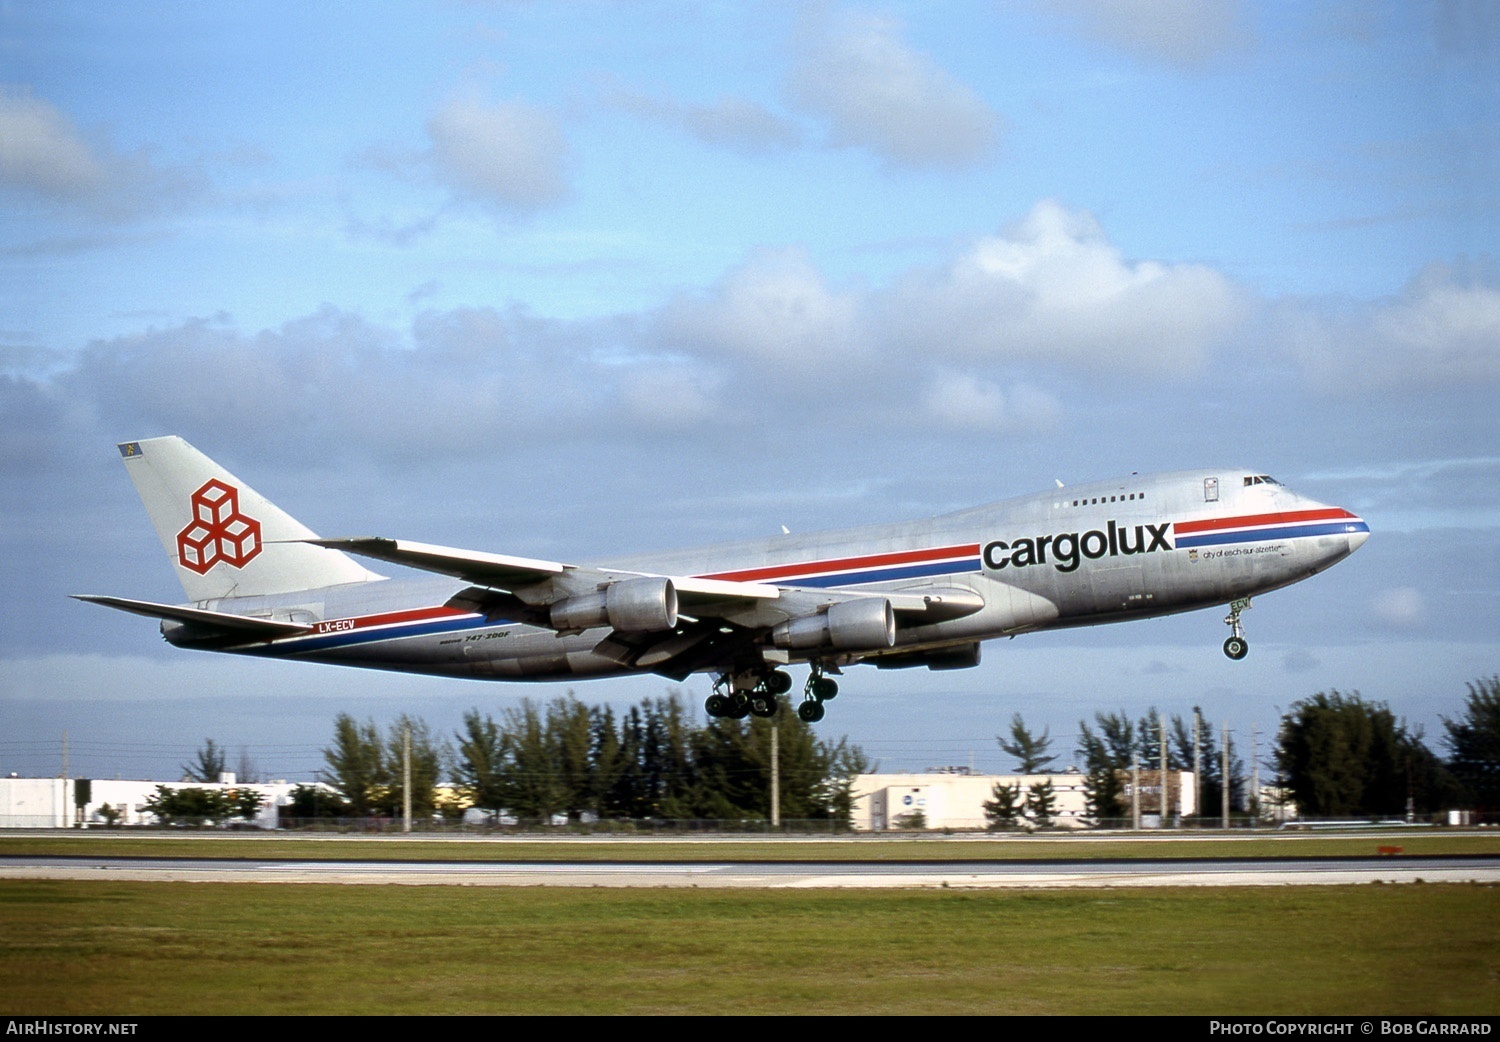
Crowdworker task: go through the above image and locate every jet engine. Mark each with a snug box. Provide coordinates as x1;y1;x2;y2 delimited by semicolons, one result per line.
550;576;678;632
771;597;896;651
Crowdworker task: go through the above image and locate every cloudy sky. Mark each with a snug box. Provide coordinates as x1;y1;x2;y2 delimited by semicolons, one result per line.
3;1;1497;784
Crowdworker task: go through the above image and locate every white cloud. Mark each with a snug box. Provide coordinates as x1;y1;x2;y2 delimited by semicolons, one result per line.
679;97;803;154
0;91;107;198
920;372;1061;433
1372;586;1425;630
609;90;801;155
787;12;998;169
1280;264;1500;390
882;200;1247;372
656;246;868;370
1369;272;1500;378
32;198;1485;509
618;365;723;430
425;96;570;213
61;306;616;460
0;90;204;219
1041;0;1253;70
655;202;1245;382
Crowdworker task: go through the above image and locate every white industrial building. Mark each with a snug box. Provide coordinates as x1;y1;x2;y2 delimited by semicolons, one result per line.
851;768;1197;830
5;770;1204;831
0;776;297;829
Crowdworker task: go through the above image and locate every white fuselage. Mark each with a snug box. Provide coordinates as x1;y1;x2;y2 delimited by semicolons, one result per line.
187;468;1368;682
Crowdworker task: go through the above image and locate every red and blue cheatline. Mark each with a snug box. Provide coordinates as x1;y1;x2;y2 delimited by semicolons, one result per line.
703;543;984;589
1173;508;1369;550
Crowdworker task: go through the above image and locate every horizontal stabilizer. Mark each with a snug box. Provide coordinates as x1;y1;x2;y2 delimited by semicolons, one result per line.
72;594;313;639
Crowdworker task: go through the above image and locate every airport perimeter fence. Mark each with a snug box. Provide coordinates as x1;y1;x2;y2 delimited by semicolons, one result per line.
10;809;1493;832
271;816;860;835
1072;814;1489;831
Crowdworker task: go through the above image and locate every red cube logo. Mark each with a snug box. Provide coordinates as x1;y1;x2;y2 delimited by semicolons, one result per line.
176;480;263;574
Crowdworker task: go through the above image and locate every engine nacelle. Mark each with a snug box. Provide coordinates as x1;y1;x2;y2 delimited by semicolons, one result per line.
771;597;896;651
550;576;678;632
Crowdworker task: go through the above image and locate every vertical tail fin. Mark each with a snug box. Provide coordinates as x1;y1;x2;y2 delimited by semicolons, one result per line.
117;436;383;602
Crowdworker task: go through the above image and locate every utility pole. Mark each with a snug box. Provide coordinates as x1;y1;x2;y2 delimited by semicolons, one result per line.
1192;707;1202;826
770;723;780;829
1221;724;1230;829
62;731;70;829
1251;726;1260;826
1131;753;1140;830
1159;711;1168;825
402;723;412;834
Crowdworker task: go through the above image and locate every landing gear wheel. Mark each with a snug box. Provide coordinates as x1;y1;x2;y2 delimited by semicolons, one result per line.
1222;597;1252;662
728;692;752;719
749;694;779;718
705;693;731;718
763;669;793;695
797;699;826;723
799;663;840;719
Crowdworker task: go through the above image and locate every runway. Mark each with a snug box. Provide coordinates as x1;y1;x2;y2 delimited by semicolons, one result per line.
4;853;1497;887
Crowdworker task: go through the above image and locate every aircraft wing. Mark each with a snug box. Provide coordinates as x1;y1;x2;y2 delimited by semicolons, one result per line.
71;594;314;638
305;538;568;589
310;536;782;609
310;536;979;621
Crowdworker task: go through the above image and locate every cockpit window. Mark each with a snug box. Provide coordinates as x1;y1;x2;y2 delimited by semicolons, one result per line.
1243;475;1282;487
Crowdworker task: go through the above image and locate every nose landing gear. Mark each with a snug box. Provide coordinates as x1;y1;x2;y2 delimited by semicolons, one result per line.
1222;597;1251;660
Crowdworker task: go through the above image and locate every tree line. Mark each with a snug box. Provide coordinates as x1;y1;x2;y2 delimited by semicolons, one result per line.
1272;680;1498;818
168;675;1496;829
293;691;872;824
993;676;1500;826
1072;705;1247;824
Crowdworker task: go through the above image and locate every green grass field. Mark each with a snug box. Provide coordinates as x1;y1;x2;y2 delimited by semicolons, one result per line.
2;879;1495;1015
5;833;1496;1014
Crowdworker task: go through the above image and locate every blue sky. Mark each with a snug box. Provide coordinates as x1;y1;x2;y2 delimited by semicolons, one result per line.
3;1;1497;783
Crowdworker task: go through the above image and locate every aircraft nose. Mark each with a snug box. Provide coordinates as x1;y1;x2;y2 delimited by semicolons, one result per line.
1344;512;1370;553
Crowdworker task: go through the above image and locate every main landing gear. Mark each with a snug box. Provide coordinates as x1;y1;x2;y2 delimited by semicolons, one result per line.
797;663;839;723
1222;597;1251;660
704;664;838;723
705;668;792;720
